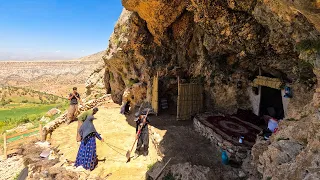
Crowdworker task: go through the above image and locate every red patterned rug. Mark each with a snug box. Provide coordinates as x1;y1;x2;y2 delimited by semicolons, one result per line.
201;115;262;147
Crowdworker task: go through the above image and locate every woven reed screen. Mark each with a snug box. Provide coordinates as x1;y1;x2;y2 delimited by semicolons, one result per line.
252;76;283;89
177;83;203;121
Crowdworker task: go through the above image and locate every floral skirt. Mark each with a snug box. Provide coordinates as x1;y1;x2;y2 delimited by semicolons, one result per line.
74;133;98;170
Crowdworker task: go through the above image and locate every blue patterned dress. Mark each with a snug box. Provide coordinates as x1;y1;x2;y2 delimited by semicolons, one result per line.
75;132;102;170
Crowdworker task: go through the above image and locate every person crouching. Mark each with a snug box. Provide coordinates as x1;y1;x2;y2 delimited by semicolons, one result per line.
262;107;279;140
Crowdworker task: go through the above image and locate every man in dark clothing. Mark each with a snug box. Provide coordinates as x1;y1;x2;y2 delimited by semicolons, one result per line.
134;111;150;157
67;87;83;124
124;100;130;114
120;100;131;115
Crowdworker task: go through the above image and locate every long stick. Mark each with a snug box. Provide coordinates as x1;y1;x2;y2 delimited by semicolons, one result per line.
3;133;7;160
139;102;144;112
39;124;43;141
155;158;172;180
126;129;141;162
126;109;150;162
141;109;150;125
129;137;138;154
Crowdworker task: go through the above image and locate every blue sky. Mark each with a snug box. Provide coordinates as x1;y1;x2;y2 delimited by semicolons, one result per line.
0;0;123;60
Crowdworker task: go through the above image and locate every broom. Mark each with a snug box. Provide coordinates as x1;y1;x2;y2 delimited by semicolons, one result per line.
126;108;150;162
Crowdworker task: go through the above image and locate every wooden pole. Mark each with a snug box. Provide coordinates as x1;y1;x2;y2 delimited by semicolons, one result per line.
42;128;47;141
3;133;7;160
258;67;262;116
177;77;180;120
49;132;52;140
259;67;261;76
155;158;172;180
39;124;43;141
156;72;159;116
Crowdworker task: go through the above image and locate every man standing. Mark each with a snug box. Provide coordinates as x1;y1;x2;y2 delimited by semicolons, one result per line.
134;111;150;157
67;87;83;124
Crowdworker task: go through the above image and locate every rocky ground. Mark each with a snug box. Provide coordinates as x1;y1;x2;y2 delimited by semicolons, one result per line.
48;102;245;180
0;101;256;180
49;102;159;180
251;111;320;180
0;155;24;180
2;0;320;179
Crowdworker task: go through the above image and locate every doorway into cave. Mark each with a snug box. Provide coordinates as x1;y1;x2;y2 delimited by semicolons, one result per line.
151;73;203;120
259;72;285;119
157;78;178;116
259;86;284;119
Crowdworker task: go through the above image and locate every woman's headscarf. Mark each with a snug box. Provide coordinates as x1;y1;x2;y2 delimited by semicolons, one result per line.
79;115;97;139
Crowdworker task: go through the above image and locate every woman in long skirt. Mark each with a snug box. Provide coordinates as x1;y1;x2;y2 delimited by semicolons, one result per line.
75;109;104;171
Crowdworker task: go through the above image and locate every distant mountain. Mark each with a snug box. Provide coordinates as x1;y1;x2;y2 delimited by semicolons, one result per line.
0;51;105;96
0;52;79;61
0;50;106;62
79;51;105;62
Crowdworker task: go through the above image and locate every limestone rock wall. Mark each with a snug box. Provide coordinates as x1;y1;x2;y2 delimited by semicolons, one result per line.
251;114;320;179
103;0;319;114
96;0;320;179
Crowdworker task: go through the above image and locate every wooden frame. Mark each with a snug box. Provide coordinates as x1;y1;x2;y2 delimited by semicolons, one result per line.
2;124;42;159
152;72;159;116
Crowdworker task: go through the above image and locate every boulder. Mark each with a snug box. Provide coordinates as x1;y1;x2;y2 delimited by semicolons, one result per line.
40;116;50;123
46;108;61;117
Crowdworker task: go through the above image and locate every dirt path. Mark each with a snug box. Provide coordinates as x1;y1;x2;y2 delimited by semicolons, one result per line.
50;103;159;180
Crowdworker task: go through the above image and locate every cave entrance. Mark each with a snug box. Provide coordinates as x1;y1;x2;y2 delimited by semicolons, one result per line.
249;72;290;119
259;86;284;119
258;72;286;119
151;74;204;120
151;73;177;116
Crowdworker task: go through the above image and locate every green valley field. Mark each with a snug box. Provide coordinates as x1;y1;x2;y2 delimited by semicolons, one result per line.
0;86;69;133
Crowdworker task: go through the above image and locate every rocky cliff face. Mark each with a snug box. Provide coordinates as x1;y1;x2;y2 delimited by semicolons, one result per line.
104;0;319;111
251;113;320;179
97;0;320;179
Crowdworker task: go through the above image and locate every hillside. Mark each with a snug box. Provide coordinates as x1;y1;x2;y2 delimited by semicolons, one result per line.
0;86;68;133
0;51;105;97
78;51;105;62
0;86;66;105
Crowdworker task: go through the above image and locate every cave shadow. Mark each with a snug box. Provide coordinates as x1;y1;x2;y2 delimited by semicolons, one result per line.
122;105;239;180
